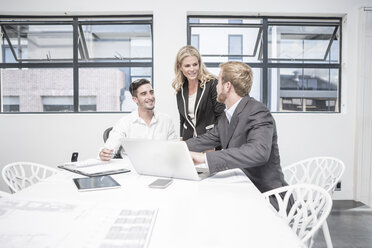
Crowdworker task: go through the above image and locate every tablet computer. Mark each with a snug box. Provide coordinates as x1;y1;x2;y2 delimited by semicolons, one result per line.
73;176;121;192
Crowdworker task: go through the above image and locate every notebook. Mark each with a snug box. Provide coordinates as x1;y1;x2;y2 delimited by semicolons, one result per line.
122;139;209;181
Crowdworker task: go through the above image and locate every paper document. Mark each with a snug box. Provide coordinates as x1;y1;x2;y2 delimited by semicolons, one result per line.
58;159;131;177
0;198;158;248
205;168;252;184
64;158;110;167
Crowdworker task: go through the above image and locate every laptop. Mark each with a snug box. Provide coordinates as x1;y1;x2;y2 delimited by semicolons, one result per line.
122;139;209;181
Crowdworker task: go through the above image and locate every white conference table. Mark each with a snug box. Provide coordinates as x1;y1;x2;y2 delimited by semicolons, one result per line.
1;157;303;248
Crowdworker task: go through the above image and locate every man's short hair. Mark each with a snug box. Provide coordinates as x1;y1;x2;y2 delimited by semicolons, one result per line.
129;79;151;97
219;61;253;97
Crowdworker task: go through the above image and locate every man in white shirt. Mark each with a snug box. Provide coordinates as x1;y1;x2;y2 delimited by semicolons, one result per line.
100;79;177;161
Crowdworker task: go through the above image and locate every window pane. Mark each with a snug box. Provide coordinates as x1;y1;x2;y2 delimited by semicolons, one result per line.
2;96;20;112
191;18;261;24
1;68;73;112
269;68;339;112
79;17;152;22
79;67;152;112
191;34;200;50
228;19;243;24
206;67;262;102
79;96;96;111
42;96;96;111
2;24;74;62
189;18;200;24
268;25;339;63
42;96;73;112
80;24;152;62
228;35;243;61
191;27;262;63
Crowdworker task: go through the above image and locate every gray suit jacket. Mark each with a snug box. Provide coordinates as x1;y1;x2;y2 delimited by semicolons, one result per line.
186;95;287;193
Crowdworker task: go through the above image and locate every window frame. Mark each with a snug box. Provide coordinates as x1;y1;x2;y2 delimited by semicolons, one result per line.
0;15;154;114
187;15;342;113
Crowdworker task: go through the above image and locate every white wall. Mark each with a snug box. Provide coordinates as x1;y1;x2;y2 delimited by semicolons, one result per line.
355;8;372;205
0;0;369;199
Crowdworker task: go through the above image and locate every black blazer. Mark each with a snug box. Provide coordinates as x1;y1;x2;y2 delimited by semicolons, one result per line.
176;79;225;140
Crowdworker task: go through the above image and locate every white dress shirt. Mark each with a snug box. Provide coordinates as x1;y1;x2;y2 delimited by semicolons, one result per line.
103;110;178;157
224;98;242;124
188;92;197;136
188;92;196;124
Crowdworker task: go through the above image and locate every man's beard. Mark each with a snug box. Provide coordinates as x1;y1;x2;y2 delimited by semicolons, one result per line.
217;92;227;103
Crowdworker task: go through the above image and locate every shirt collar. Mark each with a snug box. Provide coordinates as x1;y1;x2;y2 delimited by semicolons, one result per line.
224;98;242;124
132;110;158;125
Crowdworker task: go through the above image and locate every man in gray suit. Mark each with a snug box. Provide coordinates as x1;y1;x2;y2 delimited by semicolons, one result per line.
187;61;287;194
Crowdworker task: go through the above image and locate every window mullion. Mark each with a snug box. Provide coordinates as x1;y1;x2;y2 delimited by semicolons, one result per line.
73;17;79;112
262;18;269;107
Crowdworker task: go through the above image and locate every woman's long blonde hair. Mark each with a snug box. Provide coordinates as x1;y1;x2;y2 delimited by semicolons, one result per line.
172;45;216;92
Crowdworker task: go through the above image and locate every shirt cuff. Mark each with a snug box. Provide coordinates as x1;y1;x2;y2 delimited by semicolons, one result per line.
97;147;104;160
98;146;114;160
195;153;209;169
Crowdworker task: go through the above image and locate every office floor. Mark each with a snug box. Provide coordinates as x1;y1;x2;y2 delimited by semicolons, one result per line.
313;200;372;248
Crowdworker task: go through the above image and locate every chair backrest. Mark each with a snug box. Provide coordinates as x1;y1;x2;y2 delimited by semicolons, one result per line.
2;162;58;193
282;157;345;194
103;127;113;142
263;184;333;247
102;127;123;159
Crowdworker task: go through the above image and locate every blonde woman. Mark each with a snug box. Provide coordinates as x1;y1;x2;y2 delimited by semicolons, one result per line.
172;45;225;141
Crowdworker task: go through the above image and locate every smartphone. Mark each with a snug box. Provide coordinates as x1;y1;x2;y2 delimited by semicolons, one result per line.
71;152;79;162
148;179;173;189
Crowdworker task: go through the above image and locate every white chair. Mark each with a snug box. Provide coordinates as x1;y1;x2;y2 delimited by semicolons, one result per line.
0;190;11;198
263;184;333;248
282;157;345;248
2;162;59;193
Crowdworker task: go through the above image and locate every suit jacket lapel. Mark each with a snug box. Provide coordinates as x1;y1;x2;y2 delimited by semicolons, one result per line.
194;81;204;123
225;95;250;147
195;81;202;111
182;82;189;116
220;114;230;148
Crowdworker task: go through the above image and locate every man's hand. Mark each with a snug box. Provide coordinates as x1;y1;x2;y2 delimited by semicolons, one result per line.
99;148;114;161
190;151;206;165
